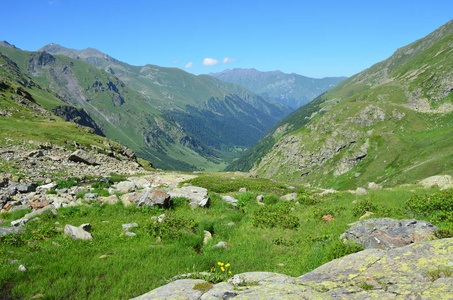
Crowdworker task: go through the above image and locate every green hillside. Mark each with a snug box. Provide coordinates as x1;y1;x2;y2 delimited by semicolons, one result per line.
0;43;292;171
229;19;453;189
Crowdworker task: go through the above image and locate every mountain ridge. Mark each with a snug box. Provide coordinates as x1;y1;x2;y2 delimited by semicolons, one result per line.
210;68;346;108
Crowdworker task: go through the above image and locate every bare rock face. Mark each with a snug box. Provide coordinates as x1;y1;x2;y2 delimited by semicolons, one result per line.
340;218;438;249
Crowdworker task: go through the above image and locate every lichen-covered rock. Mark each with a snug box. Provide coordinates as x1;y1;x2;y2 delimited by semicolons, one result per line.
67;149;98;165
340;218;438;249
64;224;93;241
420;175;453;190
167;186;209;209
133;239;453;299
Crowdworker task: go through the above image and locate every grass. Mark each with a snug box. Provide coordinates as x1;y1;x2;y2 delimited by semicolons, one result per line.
1;173;450;299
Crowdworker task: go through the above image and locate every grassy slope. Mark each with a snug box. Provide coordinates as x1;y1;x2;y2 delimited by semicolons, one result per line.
1;172;450;299
232;20;453;189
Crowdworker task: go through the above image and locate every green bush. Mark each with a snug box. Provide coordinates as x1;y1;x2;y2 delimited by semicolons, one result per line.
352;199;380;216
323;240;363;263
91;181;111;189
147;215;197;240
405;190;453;214
107;174;127;183
251;203;299;229
56;177;80;189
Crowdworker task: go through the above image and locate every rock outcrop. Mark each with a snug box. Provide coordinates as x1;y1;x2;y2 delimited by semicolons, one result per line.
132;238;453;299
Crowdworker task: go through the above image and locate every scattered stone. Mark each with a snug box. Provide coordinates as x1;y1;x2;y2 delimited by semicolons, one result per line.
238;187;247;193
24;205;57;220
116;180;136;193
355;187;367;195
10;260;18;264
64;224;93;241
133;189;171;208
198;197;209;208
279;193;297;201
99;194;119;204
28;200;50;210
122;223;138;231
214;241;228;249
340;218;438;249
317;189;338;196
67;149;97;165
277;263;285;267
52;242;60;246
354;172;361;178
39;182;57;192
0;227;24;236
221;195;238;206
256;195;264;202
368;182;380;189
157;214;165;223
227;222;235;226
83;193;98;200
203;230;212;245
167;186;209;209
9;205;30;213
18;265;26;272
11;219;28;227
18;183;38;193
125;232;136;237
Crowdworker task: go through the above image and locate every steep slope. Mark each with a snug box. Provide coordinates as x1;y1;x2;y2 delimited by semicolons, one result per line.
210;68;346;108
230;19;453;189
1;44;292;171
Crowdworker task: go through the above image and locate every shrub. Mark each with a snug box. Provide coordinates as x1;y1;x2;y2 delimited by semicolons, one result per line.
56;177;80;189
107;174;127;183
405;190;453;214
434;226;453;239
147;215;197;240
251;203;299;229
323;240;363;263
91;181;111;189
352;199;380;216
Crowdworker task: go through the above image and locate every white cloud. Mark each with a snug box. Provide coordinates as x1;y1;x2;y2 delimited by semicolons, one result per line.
223;57;236;64
185;62;193;68
173;60;181;64
202;58;219;66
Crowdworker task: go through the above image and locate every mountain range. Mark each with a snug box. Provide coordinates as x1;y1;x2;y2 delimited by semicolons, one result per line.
0;42;292;171
210;68;346;108
228;19;453;189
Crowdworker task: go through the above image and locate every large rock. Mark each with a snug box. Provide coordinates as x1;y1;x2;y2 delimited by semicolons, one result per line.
67;149;98;165
130;279;206;300
420;175;453;190
221;196;237;207
0;226;24;236
167;186;209;209
126;189;171;208
133;239;453;299
340;218;438;249
64;224;93;241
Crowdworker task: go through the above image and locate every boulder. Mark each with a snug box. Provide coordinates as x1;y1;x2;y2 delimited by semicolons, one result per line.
116;181;136;193
355;187;367;195
167;186;209;209
203;230;212;245
340;218;438;249
67;149;98;165
130;279;206;300
24;205;57;220
134;189;171;208
135;239;453;299
420;175;453;190
221;196;237;206
64;224;93;241
28;200;50;210
368;182;380;189
17;183;38;193
0;226;24;236
279;193;297;201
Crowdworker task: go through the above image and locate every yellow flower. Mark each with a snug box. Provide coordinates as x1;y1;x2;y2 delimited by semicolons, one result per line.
229;271;232;274
221;267;225;272
218;262;223;266
225;263;230;268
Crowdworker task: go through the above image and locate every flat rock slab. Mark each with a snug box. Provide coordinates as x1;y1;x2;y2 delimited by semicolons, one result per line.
167;186;209;209
132;239;453;299
340;218;438;249
0;226;25;236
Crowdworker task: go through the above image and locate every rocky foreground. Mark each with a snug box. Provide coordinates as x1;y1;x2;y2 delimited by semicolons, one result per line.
133;238;453;299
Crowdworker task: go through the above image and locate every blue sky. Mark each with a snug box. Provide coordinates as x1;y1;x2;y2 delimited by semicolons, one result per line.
2;0;452;78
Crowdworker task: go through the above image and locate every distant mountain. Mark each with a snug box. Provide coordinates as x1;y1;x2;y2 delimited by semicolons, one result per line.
0;43;292;171
227;19;453;189
209;68;346;108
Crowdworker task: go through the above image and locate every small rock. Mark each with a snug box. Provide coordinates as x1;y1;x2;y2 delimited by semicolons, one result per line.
198;197;209;208
83;193;98;200
368;182;380;189
10;260;19;264
203;230;212;245
279;193;297;201
64;224;93;241
239;187;247;193
67;149;97;165
122;223;138;231
355;187;367;195
277;263;285;267
213;241;228;249
18;265;26;272
11;219;28;227
227;222;235;226
256;195;264;202
158;214;166;223
125;232;136;237
80;223;91;232
221;196;238;206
